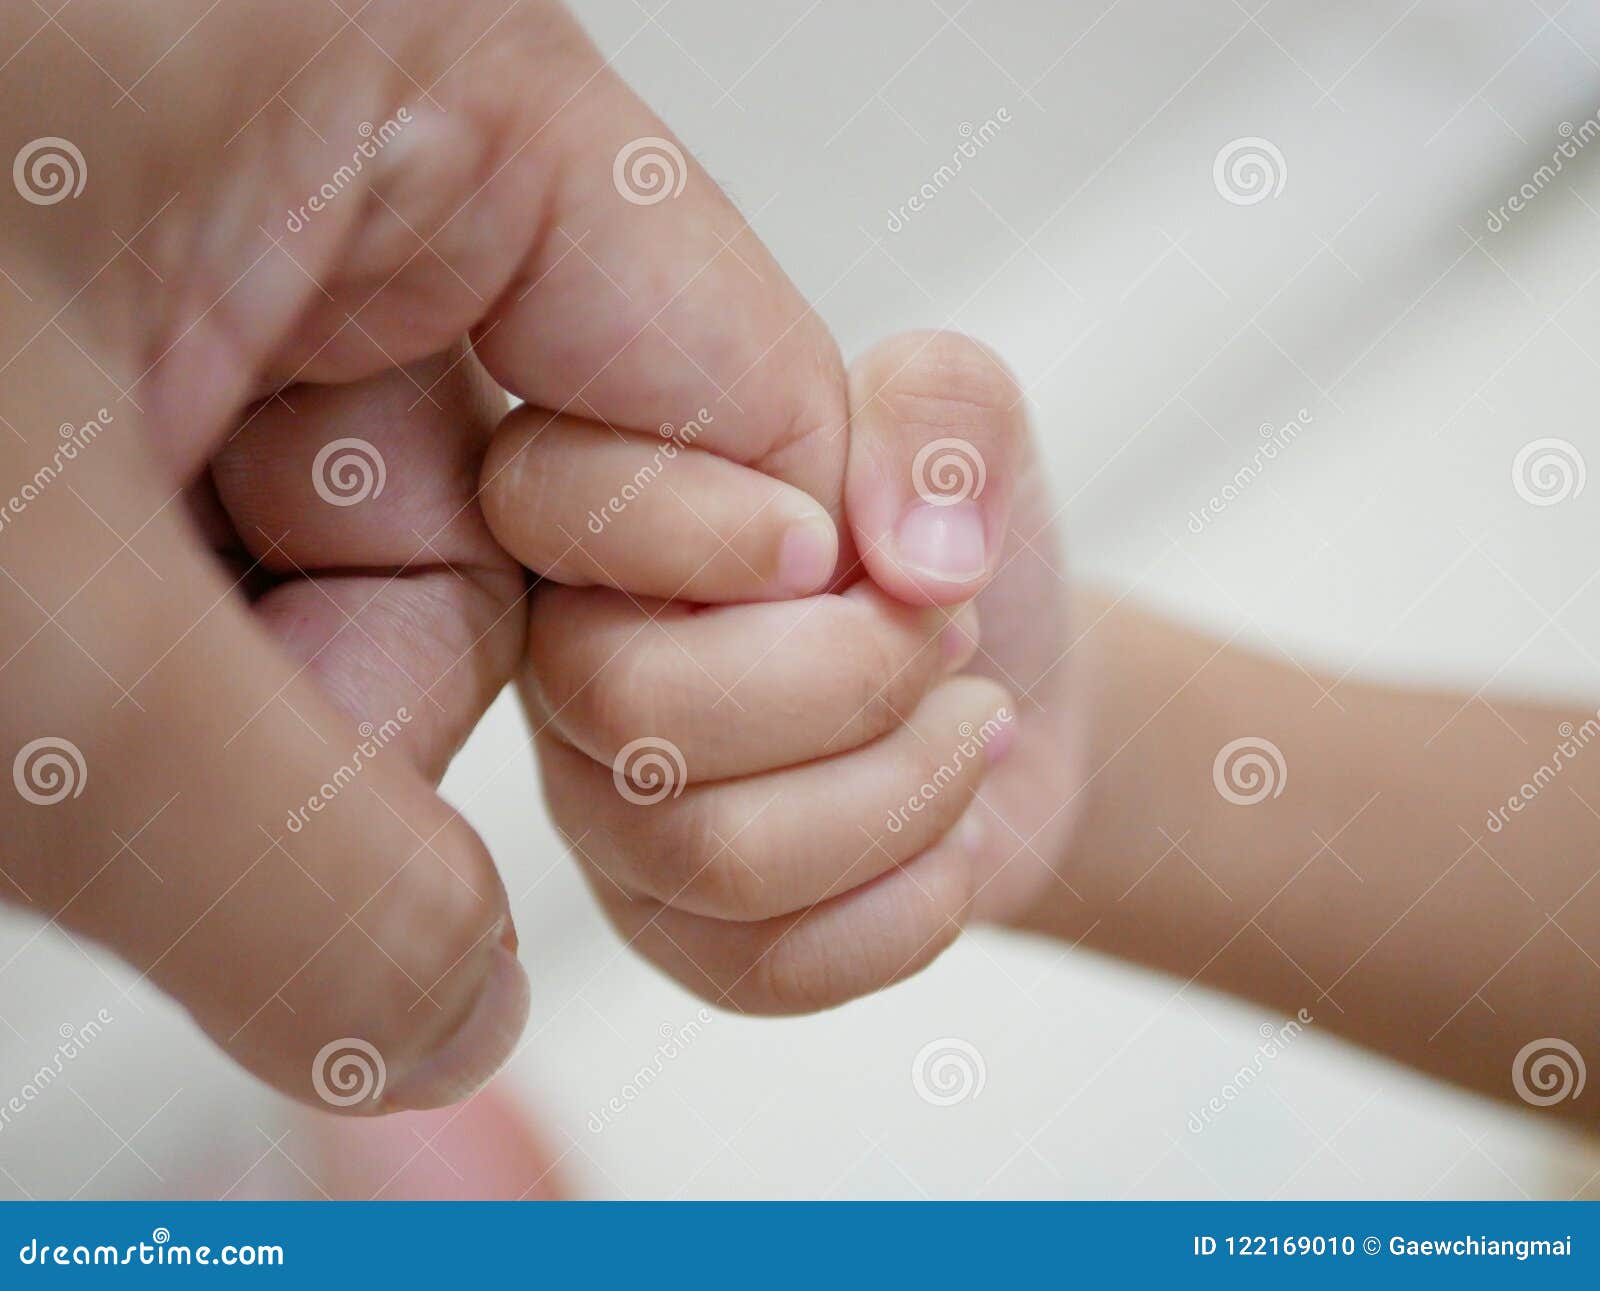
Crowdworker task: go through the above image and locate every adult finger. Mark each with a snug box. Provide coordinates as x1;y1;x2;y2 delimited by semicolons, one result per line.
210;349;526;781
466;21;854;567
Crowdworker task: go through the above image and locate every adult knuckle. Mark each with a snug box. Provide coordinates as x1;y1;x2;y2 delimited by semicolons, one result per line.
348;821;501;1039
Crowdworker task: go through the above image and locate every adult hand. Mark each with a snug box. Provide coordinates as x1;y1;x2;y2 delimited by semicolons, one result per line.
0;0;853;1111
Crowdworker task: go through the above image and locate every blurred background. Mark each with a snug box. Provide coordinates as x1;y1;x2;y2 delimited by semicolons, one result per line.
4;0;1600;1198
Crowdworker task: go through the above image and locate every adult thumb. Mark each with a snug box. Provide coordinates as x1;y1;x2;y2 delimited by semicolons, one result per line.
0;350;526;1116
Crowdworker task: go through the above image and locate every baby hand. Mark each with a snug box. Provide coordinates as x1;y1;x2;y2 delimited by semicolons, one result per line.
489;331;1080;1011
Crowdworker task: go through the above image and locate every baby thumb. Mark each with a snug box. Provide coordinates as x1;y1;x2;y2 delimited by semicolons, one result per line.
844;331;1026;606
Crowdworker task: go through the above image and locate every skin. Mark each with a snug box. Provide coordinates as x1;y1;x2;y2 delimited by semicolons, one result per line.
0;0;999;1112
519;331;1063;1013
531;354;1599;1133
2;0;1043;1117
1016;591;1600;1131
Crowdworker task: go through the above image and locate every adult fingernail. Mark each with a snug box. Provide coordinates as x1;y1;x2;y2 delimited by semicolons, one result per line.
896;500;986;583
382;946;529;1111
775;511;837;595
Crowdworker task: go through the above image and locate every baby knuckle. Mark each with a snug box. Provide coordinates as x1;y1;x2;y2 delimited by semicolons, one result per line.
480;439;560;572
734;939;849;1016
874;329;1021;426
878;636;940;721
634;791;719;902
667;799;766;917
829;624;914;750
569;648;665;762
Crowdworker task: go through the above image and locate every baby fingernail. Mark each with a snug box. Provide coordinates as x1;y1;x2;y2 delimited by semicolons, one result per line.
896;500;986;584
776;512;836;595
382;945;530;1112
